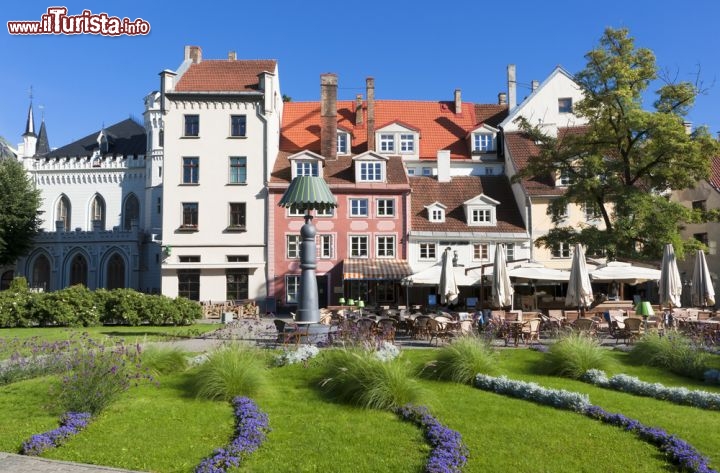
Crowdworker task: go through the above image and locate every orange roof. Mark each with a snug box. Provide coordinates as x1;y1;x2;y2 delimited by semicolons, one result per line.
281;100;505;159
710;156;720;192
174;60;277;92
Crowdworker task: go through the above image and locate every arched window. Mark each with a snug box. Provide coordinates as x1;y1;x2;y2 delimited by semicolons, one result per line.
32;255;51;290
57;195;71;231
90;194;106;230
0;270;13;290
123;194;140;230
69;254;88;286
106;253;125;290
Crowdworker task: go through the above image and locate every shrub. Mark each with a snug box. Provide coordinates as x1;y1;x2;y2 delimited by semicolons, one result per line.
318;348;427;410
192;344;268;401
0;278;33;327
140;345;190;377
102;288;145;325
629;332;709;380
421;336;497;384
172;296;203;325
30;285;99;327
542;332;612;379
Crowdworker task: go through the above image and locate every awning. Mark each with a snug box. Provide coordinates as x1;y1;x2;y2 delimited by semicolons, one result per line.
343;259;412;280
589;261;660;284
403;264;484;286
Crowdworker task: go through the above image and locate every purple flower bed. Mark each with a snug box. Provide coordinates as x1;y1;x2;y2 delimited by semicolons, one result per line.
584;405;717;473
20;411;91;456
195;396;270;473
395;404;468;473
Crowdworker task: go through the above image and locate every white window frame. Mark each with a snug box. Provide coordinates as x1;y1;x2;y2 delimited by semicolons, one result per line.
419;242;437;260
429;208;445;222
286;235;301;259
359;161;383;182
552;243;570;259
473;243;488;261
471;208;492;224
506;243;515;261
295;161;319;177
349;198;369;217
473;133;495;152
584;202;601;221
286;275;300;304
379;134;395;153
337;132;349;155
349;235;369;258
318;234;333;259
558;97;573;114
376;198;395;217
376;235;396;258
407;168;416;176
399;134;415;153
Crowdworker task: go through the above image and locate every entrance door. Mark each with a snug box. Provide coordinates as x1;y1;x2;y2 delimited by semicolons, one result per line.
316;275;328;308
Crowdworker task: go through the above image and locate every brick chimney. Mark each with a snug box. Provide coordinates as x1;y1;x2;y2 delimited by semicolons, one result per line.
355;94;363;126
507;64;517;111
320;73;338;160
498;92;507;105
454;89;462;114
228;51;237;60
366;77;375;152
185;45;202;64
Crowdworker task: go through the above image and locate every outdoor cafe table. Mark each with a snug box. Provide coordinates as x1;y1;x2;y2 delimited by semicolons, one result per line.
505;320;526;347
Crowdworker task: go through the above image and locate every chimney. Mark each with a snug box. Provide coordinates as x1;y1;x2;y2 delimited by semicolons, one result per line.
184;45;202;64
366;77;375;152
320;73;338;160
228;51;237;60
437;150;451;183
507;64;517;111
498;92;507;105
454;89;462;114
355;94;363;126
531;80;539;91
683;122;693;135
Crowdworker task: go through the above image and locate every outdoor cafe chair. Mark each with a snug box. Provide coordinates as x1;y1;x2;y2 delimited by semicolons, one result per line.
376;318;397;342
428;318;453;346
572;317;598;337
521;318;542;345
622;317;643;343
355;318;377;341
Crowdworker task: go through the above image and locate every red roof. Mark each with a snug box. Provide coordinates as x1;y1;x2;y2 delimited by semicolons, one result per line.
174;60;277;92
280;100;506;160
410;176;526;233
504;131;562;196
710;156;720;192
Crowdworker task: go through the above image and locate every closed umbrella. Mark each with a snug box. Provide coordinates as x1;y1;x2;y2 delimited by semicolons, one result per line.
492;243;513;308
439;248;459;305
691;250;715;308
566;243;594;315
658;243;682;309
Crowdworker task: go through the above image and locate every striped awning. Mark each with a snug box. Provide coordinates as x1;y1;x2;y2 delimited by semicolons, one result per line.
278;176;337;212
343;259;413;280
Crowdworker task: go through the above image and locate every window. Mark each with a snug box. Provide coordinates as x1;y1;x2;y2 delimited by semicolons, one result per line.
584;202;601;220
694;233;709;246
57;195;71;231
376;199;395;217
473;244;488;261
350;198;369;217
179;256;201;263
506;243;515;261
184;115;199;137
227;255;249;262
430;208;444;222
337;133;349;154
69;254;88;286
226;269;249;300
559;169;573;186
182;157;199;184
123;194;140;230
420;243;436;260
380;134;394;152
230;115;246;137
422;167;432;176
359;162;383;181
558;98;573;113
229;157;247;184
229;203;246;229
158;129;164;147
552;243;570;258
295;161;319;177
286;275;300;303
182;203;198;229
471;209;491;224
90;195;105;229
474;133;495;152
376;280;395;303
316;207;334;217
318;234;333;258
178;269;200;301
157;197;162;214
407;168;416;176
376;236;395;258
350;235;369;258
400;134;414;152
286;235;301;259
692;200;707;212
32;255;51;290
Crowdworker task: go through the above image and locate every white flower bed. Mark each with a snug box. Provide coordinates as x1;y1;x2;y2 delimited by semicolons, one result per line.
274;344;320;366
374;342;401;362
474;374;590;412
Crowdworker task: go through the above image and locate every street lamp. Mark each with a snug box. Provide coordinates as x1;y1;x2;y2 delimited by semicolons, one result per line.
278;176;337;324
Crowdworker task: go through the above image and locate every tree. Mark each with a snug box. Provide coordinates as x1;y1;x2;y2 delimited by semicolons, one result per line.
516;28;719;261
0;157;41;265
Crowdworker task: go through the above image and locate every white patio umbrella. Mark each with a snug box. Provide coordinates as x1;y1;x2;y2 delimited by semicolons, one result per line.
658;243;682;309
492;243;514;308
691;249;715;308
439;248;459;305
565;243;594;314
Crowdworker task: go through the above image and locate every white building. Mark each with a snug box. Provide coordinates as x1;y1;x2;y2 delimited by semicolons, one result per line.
158;46;282;303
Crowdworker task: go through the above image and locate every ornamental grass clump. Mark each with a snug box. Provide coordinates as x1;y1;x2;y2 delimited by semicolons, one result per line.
319;348;426;410
542;331;612;379
192;344;268;401
20;411;91;456
195;396;270;473
140;345;190;377
421;336;497;384
629;332;709;380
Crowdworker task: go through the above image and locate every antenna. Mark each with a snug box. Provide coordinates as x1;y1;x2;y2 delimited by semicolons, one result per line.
28;85;34;102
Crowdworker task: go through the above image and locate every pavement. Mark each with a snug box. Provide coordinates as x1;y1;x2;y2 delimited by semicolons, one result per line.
0;452;144;473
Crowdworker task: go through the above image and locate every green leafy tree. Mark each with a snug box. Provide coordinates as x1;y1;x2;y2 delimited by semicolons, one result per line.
516;28;719;260
0;157;41;264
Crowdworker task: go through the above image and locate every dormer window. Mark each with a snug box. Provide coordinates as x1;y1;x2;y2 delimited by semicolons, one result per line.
463;194;499;227
557;168;573;187
376;122;419;156
288;151;325;179
352;151;388;183
337;132;350;155
400;134;415;152
425;202;447;223
473;133;495;152
380;134;394;153
295;161;319;177
471;209;491;224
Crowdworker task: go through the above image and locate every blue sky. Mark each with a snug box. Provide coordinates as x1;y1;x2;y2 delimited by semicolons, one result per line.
2;1;719;148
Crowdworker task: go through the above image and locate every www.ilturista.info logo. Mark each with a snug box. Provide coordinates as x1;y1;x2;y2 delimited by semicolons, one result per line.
7;7;150;36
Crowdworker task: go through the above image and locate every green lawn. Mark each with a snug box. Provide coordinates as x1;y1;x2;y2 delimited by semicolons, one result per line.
1;343;719;472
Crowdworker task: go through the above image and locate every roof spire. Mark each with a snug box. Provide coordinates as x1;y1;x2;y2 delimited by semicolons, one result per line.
36;115;50;156
23;100;36;137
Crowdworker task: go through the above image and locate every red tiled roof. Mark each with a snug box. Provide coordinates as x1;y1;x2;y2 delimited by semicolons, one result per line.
174;60;277;92
410;176;526;233
504;131;563;196
474;104;509;128
281;100;487;159
710;156;720;192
